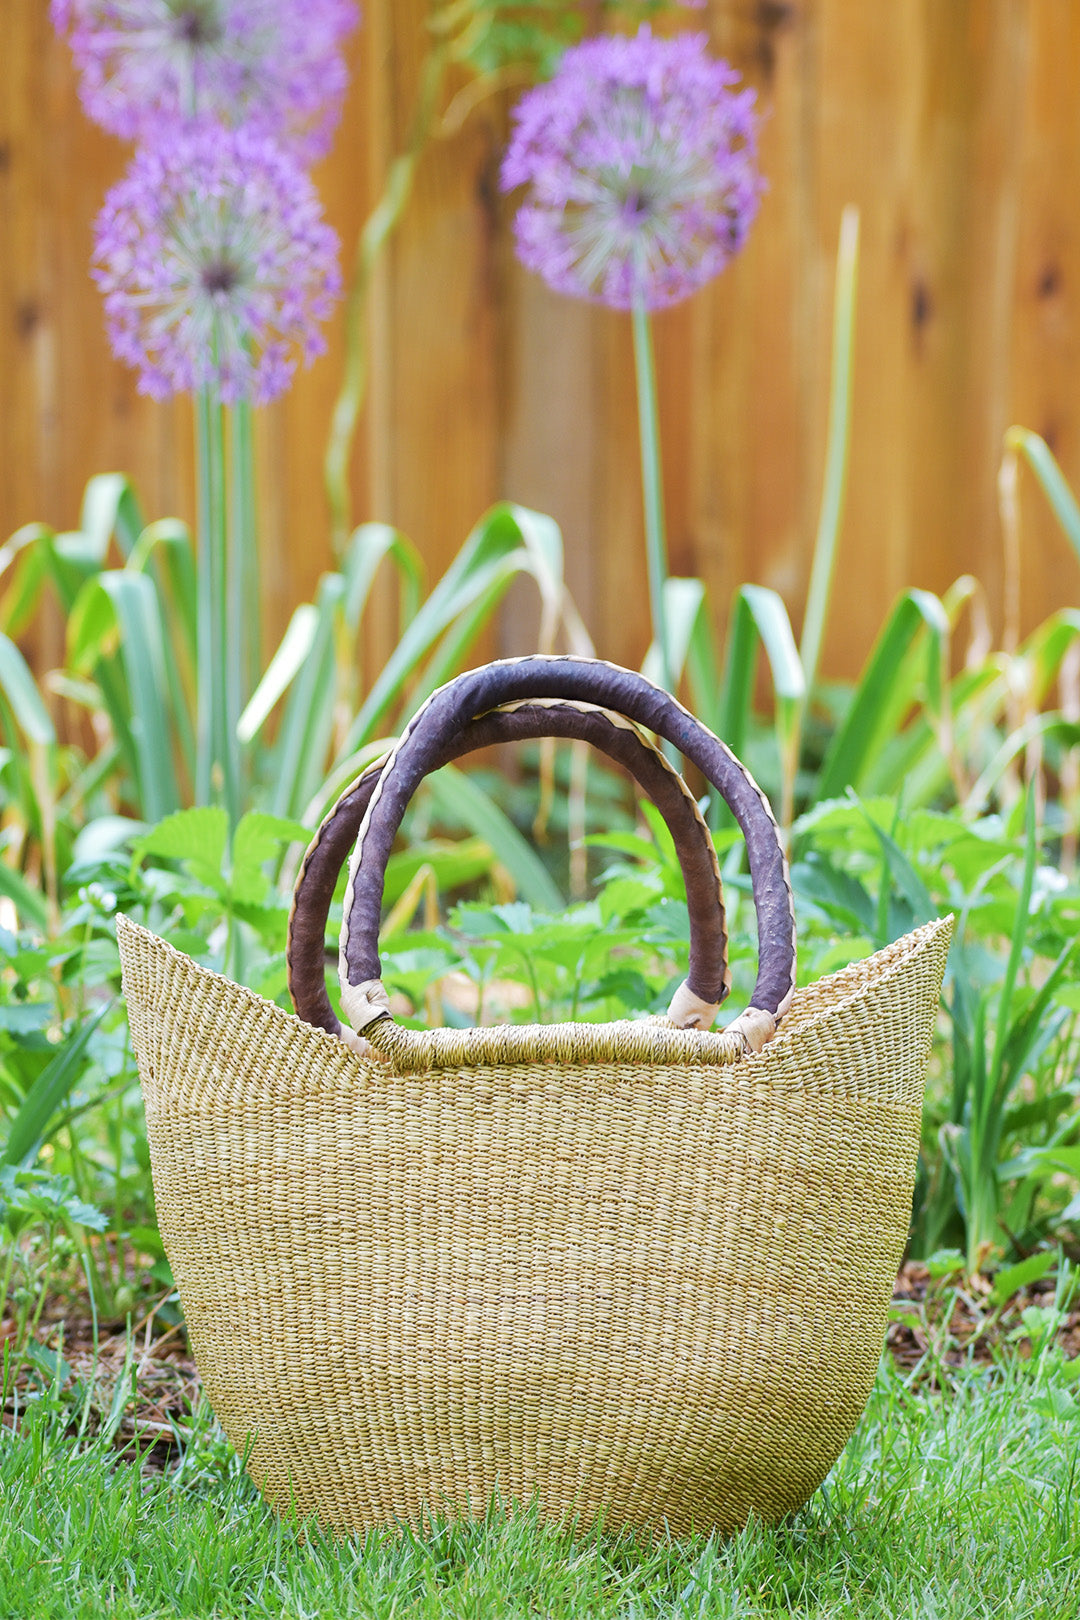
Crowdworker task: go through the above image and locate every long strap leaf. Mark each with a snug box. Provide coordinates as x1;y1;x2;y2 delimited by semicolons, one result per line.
424;765;563;913
1004;427;1080;565
97;573;182;821
2;1005;111;1167
721;584;805;757
339;505;538;754
815;588;949;803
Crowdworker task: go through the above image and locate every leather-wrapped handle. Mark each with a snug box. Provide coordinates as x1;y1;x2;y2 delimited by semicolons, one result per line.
340;658;796;1055
290;698;730;1046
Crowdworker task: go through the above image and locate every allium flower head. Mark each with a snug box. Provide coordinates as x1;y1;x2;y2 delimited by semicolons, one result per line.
52;0;359;161
93;122;342;404
501;26;763;311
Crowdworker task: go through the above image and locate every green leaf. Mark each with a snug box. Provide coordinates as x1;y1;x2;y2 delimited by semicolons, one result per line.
270;573;343;818
424;765;563;912
925;1248;965;1280
67;577;121;674
990;1250;1058;1306
70;572;182;820
1024;1147;1080;1179
339;505;536;752
964;716;1080;816
801;205;860;699
491;901;535;935
720;584;805;762
79;473;144;561
2;1006;110;1167
127;519;197;653
383;838;496;908
126;524;197;787
341;522;424;633
135;807;228;891
598;875;662;925
237;604;318;744
0;525;57;636
0;632;55;746
667;578;724;738
229;812;309;905
1005;427;1080;565
0;859;48;930
989;787;1038;1105
816;588;949;803
101;571;182;820
0;1004;53;1034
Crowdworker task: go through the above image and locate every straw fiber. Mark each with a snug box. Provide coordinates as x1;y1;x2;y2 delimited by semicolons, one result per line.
118;911;952;1540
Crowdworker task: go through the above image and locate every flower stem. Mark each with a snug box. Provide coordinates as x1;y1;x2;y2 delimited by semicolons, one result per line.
194;387;239;821
631;299;674;697
228;398;258;804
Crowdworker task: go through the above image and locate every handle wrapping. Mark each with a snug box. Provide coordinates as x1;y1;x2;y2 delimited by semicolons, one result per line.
338;659;796;1061
290;698;731;1046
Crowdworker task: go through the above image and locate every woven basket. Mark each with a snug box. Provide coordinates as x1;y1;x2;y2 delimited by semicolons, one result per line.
118;657;952;1540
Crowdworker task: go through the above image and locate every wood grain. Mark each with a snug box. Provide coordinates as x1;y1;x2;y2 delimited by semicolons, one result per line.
5;0;1080;689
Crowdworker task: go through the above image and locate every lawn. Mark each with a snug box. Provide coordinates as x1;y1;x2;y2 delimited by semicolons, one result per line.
3;1339;1078;1620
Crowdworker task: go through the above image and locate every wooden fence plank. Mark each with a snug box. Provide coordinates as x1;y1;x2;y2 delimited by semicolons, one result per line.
4;0;1080;694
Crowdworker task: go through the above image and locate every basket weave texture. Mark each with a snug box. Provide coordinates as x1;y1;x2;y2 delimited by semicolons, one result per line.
118;910;951;1540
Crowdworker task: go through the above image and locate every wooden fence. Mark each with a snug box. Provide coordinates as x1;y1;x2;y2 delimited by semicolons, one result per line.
4;0;1080;682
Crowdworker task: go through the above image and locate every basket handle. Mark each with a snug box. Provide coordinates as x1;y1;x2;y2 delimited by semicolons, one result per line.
340;658;796;1057
290;698;731;1049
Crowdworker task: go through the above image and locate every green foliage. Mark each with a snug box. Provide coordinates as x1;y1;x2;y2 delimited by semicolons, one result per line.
0;1164;106;1364
0;489;586;921
440;1;687;80
4;1350;1080;1618
790;792;1080;1265
1004;425;1080;566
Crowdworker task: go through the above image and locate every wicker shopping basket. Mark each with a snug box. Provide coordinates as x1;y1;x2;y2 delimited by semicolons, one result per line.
118;657;952;1540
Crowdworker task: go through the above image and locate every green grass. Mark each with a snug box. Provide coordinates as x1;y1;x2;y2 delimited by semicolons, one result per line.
1;1352;1078;1620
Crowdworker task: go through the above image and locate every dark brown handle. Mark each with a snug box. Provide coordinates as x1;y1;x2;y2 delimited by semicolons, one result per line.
339;658;796;1050
290;698;730;1044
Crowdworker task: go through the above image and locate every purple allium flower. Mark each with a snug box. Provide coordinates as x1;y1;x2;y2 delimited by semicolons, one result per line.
93;122;342;404
51;0;359;162
501;26;763;311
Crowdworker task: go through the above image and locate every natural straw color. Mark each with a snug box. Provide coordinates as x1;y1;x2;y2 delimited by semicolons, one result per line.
118;910;952;1541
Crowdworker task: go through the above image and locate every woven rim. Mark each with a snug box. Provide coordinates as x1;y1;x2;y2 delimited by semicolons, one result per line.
117;912;952;1088
287;699;731;1042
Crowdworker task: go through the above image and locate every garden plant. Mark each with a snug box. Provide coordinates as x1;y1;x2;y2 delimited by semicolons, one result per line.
2;2;1080;1617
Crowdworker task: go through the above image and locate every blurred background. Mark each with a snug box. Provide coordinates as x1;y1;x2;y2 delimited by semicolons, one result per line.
5;0;1080;680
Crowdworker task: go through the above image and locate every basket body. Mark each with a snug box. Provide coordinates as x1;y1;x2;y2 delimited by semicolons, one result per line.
119;913;950;1539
